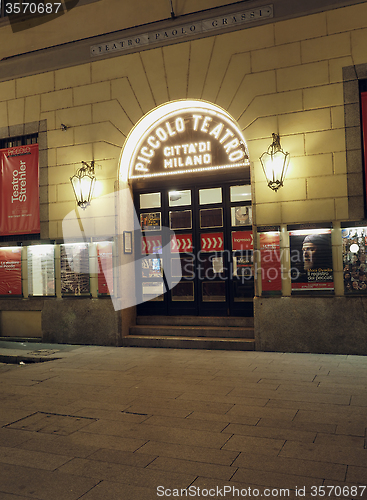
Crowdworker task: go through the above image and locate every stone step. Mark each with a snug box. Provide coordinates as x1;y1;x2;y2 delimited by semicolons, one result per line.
130;324;254;339
136;315;254;328
122;335;255;351
0;337;42;343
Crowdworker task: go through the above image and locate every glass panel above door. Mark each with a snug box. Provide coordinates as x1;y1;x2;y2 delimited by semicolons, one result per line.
142;257;163;278
140;192;161;209
231;206;252;226
200;208;223;229
172;282;194;301
199;187;222;205
140;212;161;231
230;185;252;202
202;282;226;302
168;190;191;207
169;210;192;230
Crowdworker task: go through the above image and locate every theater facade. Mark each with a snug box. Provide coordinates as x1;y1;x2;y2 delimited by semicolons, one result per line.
1;0;367;353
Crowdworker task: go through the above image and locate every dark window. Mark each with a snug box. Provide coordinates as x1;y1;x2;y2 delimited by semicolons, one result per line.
0;133;38;149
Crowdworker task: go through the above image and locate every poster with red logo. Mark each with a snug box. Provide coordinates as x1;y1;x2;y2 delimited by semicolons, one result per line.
0;143;40;236
0;247;22;295
232;231;253;251
260;232;282;293
97;241;113;295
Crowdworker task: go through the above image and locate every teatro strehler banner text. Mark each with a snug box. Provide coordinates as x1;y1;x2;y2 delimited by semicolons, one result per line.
0;143;40;236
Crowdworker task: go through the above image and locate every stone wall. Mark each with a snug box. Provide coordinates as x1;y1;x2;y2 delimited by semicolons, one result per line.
254;296;367;354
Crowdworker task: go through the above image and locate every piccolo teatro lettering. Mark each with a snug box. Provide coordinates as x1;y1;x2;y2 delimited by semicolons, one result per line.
130;111;249;179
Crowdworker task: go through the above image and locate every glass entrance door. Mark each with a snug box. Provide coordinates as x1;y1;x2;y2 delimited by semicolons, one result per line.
135;182;254;316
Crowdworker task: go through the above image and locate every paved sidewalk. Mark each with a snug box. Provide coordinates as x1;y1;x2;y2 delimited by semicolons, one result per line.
0;343;367;500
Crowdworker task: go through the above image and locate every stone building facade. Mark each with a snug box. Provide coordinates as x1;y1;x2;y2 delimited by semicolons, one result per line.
1;0;367;353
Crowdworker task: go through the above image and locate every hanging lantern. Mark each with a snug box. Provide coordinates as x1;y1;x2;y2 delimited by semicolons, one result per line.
260;133;290;191
70;161;96;209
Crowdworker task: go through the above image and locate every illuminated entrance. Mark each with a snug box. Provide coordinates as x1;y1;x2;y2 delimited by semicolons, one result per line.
123;100;253;316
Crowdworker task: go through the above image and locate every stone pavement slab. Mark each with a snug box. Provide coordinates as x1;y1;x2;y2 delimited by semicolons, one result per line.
0;344;367;499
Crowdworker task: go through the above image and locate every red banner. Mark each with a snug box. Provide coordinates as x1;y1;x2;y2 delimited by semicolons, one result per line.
0;143;40;236
232;230;253;251
361;92;367;212
0;247;22;295
260;232;282;293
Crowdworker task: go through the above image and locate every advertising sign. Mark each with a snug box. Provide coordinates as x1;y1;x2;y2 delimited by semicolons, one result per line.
289;230;334;291
260;232;282;293
141;235;162;254
201;232;224;252
127;102;250;181
170;234;193;253
0;143;40;236
0;247;22;295
232;230;253;251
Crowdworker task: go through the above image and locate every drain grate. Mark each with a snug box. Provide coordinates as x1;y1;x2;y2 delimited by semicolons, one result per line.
5;412;98;435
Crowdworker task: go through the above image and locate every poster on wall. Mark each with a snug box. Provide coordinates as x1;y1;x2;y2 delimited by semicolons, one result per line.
360;92;367;213
0;247;22;296
289;229;334;291
0;143;40;236
341;226;367;293
27;245;55;296
60;243;90;296
97;241;113;295
259;231;282;294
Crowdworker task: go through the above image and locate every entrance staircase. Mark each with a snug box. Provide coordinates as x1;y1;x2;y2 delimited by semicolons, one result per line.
123;316;255;350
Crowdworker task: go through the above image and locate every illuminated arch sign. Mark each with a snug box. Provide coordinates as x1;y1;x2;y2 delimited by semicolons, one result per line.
123;100;250;181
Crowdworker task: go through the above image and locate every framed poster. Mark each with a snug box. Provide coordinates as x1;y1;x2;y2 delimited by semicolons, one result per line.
123;231;132;254
259;232;282;294
289;230;334;292
97;241;113;295
0;247;22;295
341;226;367;293
27;245;55;296
60;243;90;296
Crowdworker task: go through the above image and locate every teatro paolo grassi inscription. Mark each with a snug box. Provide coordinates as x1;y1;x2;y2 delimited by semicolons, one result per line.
129;111;250;180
